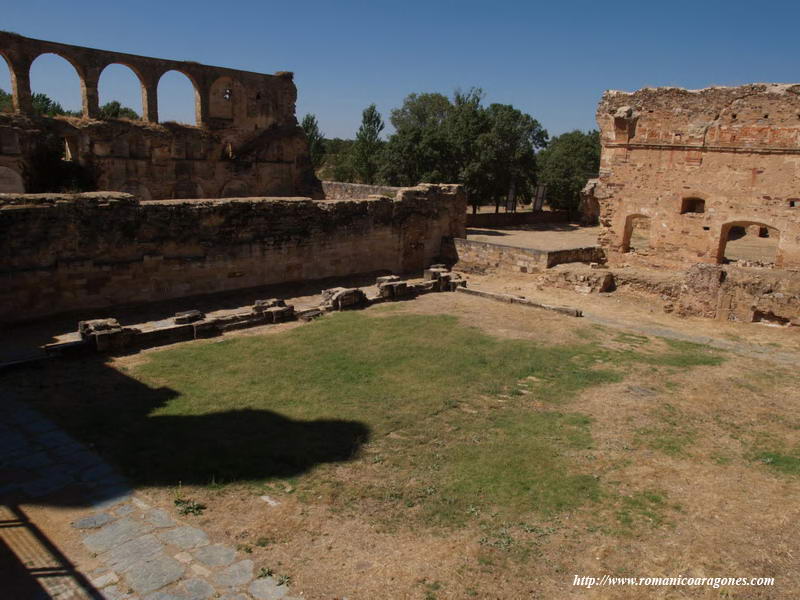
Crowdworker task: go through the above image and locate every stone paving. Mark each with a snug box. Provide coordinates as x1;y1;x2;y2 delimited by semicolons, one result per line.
0;395;301;600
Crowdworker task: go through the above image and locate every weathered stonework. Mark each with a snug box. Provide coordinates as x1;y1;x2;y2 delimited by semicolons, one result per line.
0;184;466;323
452;238;603;274
0;32;321;198
592;84;800;268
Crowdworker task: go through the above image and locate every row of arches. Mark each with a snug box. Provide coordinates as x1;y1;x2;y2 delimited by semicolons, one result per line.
622;214;781;266
0;52;241;125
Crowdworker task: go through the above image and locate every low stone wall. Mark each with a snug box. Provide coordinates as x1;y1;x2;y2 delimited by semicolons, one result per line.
466;210;569;228
452;238;603;274
0;184;466;323
322;181;402;200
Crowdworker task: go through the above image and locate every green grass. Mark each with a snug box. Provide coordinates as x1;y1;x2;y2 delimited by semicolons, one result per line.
16;311;727;529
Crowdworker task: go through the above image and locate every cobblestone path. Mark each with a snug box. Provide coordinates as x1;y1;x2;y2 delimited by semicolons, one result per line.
0;395;302;600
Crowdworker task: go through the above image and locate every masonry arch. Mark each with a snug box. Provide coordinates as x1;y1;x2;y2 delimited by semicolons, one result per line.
157;70;200;125
220;179;249;198
98;63;144;120
0;53;12;112
621;214;652;252
0;166;24;192
717;221;780;266
29;52;83;116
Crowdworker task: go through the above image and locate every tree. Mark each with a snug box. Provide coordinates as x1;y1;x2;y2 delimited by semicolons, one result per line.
301;113;325;171
99;100;139;120
0;88;12;112
380;92;454;186
536;130;600;211
31;92;76;116
350;104;384;184
475;103;548;212
0;88;136;119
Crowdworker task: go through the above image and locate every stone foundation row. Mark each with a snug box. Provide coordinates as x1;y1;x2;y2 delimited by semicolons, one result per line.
47;267;467;356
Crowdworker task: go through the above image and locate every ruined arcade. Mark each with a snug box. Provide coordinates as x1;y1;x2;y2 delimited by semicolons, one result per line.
0;31;320;198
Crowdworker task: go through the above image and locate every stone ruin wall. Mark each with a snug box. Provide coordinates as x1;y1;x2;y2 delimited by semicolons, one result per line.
590;84;800;269
321;181;402;200
0;32;321;199
0;184;466;323
584;84;800;323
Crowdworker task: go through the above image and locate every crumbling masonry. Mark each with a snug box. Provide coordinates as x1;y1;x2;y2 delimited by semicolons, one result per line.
583;84;800;323
0;32;320;198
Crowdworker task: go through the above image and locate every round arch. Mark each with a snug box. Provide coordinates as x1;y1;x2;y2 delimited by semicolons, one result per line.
157;69;200;125
0;53;13;112
98;62;145;120
620;213;652;252
29;52;84;116
0;166;25;192
716;220;780;265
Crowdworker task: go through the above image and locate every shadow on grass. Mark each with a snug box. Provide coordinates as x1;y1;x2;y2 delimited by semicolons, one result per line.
7;356;371;496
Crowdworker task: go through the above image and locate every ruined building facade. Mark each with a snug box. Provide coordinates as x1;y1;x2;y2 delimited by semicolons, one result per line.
584;84;800;323
588;84;800;268
0;32;321;198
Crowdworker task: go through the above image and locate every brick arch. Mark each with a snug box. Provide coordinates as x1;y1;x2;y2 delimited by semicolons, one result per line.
0;166;24;192
620;213;652;252
0;51;12;111
156;69;202;125
28;51;86;115
97;62;146;119
715;220;781;266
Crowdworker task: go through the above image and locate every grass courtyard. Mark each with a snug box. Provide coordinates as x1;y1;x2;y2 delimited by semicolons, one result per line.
9;293;800;599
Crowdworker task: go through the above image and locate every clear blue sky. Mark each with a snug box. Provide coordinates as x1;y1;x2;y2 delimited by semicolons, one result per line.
2;0;798;139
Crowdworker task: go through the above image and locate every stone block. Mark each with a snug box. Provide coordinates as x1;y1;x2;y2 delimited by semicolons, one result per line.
321;287;368;310
193;320;222;339
253;298;286;313
265;305;295;323
375;274;400;284
174;310;204;324
78;318;121;339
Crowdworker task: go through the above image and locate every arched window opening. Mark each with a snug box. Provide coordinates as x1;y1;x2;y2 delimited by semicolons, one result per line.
98;63;143;120
719;222;779;266
29;53;83;117
0;166;25;192
157;70;199;125
622;214;652;253
209;76;236;119
0;54;13;113
680;197;705;214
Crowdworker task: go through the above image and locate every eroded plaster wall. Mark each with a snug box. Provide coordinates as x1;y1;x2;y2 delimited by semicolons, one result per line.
591;84;800;268
0;184;466;322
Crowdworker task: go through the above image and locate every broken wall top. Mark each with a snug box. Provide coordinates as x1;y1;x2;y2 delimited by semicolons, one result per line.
597;83;800;150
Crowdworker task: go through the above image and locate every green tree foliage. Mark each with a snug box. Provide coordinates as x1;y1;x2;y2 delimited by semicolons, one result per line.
475;103;548;212
98;100;139;120
0;87;12;112
536;130;600;211
350;104;385;184
381;88;547;212
0;88;137;119
31;92;78;116
301;113;325;170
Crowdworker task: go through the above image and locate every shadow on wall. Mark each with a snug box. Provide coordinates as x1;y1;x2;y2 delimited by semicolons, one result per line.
6;356;371;504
